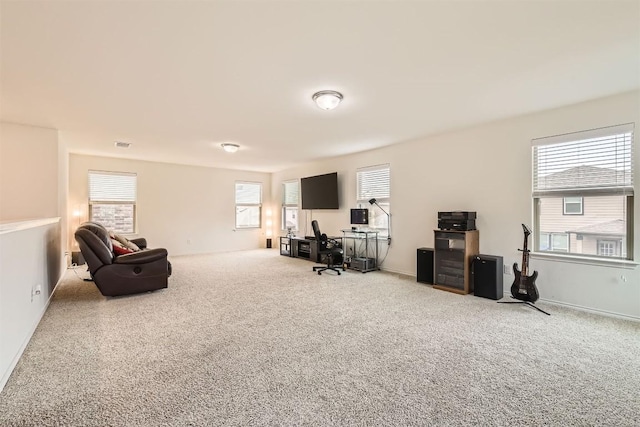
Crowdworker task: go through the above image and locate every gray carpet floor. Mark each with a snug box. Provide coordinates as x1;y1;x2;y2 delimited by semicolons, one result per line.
1;249;639;426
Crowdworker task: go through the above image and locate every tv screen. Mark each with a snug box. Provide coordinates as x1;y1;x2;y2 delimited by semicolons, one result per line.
301;172;339;210
350;208;369;225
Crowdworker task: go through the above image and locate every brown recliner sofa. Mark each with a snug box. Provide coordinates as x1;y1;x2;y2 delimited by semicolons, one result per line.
74;222;171;296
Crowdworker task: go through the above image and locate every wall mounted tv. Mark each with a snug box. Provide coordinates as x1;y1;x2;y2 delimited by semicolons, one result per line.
301;172;339;210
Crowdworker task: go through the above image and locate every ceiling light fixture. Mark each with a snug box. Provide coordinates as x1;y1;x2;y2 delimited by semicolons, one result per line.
312;90;343;110
221;143;240;153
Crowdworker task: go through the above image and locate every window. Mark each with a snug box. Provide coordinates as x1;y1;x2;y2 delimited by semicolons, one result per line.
89;171;137;233
539;232;550;251
356;164;390;235
551;233;569;252
598;240;619;257
282;180;299;231
563;197;583;215
532;123;634;260
235;182;261;228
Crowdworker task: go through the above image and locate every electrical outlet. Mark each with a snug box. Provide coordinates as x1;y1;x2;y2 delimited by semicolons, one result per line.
31;284;42;302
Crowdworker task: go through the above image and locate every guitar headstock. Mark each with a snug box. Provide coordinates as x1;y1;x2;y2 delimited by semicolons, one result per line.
521;224;531;236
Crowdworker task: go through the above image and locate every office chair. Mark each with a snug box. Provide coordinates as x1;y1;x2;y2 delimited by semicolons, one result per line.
311;220;345;275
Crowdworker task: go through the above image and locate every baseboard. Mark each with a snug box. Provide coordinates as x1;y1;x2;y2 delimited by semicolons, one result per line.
0;270;65;393
395;269;639;321
535;297;640;322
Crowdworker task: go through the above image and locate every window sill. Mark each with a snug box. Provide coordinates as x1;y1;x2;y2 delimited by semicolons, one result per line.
530;252;639;269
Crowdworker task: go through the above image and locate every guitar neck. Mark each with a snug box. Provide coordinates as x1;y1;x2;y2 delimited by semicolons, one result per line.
521;233;530;278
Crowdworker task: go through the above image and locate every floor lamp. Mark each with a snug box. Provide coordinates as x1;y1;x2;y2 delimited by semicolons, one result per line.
368;198;391;245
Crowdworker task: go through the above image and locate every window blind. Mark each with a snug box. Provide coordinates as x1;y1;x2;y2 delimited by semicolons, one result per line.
283;181;299;205
357;164;390;201
235;182;262;204
532;123;634;197
89;171;137;202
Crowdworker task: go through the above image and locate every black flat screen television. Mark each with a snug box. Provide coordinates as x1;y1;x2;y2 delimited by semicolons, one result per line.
350;208;369;225
301;172;339;209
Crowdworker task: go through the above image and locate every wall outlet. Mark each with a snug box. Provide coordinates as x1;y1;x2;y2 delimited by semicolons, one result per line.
31;284;42;302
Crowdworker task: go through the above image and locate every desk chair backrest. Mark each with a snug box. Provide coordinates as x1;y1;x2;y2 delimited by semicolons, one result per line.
312;220;323;241
310;220;344;275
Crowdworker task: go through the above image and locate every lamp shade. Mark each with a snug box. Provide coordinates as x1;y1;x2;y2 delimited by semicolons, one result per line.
312;90;343;110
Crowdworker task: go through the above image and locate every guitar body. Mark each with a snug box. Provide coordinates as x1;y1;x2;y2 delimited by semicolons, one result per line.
511;263;539;303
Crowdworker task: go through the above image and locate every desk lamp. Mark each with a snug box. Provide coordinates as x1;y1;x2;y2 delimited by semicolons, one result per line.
368;198;391;245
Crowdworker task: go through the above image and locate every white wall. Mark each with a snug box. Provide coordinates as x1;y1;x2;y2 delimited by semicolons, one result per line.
271;91;640;319
0;122;59;220
68;154;272;256
0;122;66;392
0;219;62;391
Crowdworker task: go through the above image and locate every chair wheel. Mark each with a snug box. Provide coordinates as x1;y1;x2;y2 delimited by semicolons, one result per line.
338;272;341;275
318;271;321;275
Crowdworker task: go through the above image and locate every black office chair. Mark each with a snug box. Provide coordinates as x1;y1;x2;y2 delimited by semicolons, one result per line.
311;220;345;275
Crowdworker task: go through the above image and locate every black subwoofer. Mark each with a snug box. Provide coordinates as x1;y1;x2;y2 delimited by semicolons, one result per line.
417;247;434;284
472;254;504;300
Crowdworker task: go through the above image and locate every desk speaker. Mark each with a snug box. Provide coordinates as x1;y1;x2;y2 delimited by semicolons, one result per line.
417;248;434;284
472;254;503;300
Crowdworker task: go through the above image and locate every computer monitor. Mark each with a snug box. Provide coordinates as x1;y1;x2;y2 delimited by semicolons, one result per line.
350;208;369;225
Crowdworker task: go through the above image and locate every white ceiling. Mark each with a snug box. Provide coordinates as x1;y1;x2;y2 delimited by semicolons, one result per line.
2;1;639;173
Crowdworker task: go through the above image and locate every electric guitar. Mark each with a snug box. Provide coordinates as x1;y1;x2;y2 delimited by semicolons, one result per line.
511;224;539;303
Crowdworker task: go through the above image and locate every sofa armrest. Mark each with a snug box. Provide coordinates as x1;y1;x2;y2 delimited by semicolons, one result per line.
129;238;147;250
114;248;167;264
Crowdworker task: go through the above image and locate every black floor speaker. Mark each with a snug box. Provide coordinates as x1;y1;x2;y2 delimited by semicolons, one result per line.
417;247;434;284
472;254;503;300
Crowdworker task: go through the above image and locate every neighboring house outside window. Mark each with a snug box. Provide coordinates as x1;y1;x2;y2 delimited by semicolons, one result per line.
356;164;390;236
598;240;618;257
563;197;583;215
532;124;634;260
88;170;137;233
282;180;299;231
235;182;262;228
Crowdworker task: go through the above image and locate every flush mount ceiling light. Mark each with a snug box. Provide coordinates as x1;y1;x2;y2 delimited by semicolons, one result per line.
312;90;343;110
221;143;240;153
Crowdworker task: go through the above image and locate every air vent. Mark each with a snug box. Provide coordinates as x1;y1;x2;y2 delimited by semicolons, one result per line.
114;141;131;149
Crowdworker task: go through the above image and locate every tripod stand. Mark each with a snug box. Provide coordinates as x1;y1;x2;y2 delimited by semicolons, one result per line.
498;299;550;316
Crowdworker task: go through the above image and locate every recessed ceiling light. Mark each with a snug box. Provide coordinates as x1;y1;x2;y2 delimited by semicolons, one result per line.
114;141;131;149
312;90;343;110
221;143;240;153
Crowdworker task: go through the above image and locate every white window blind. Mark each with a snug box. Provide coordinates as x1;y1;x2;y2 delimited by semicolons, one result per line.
282;180;299;230
531;123;634;260
89;171;137;202
533;124;634;197
88;171;137;233
357;164;390;202
235;182;262;204
235;182;262;229
283;181;299;205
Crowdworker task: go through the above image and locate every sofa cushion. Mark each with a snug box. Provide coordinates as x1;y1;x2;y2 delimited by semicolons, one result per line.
111;239;135;255
110;233;141;251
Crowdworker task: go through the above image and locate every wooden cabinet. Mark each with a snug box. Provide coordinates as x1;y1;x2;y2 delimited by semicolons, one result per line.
279;237;292;256
289;237;320;262
433;230;479;294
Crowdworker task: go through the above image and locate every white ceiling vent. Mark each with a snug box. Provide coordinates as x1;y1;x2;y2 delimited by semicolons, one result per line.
114;141;131;149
